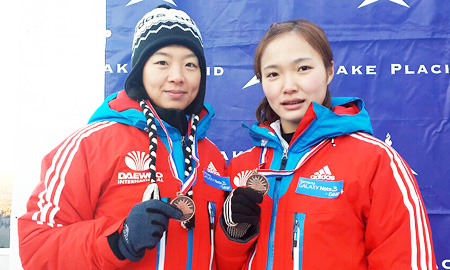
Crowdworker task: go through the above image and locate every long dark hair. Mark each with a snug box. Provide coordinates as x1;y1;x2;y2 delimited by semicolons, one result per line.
254;19;333;124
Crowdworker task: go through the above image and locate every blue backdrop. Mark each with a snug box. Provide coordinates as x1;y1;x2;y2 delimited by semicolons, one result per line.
105;0;450;267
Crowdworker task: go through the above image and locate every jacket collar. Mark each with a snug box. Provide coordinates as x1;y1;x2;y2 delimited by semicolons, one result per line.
88;90;214;140
245;97;373;153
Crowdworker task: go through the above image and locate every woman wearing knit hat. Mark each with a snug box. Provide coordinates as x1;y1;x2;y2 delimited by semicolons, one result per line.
18;5;228;269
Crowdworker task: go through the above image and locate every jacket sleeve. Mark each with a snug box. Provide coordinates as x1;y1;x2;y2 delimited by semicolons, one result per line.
18;129;128;270
214;157;257;270
364;141;436;269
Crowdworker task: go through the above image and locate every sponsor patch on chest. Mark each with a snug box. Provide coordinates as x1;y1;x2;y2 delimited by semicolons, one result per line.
203;169;232;191
295;178;343;199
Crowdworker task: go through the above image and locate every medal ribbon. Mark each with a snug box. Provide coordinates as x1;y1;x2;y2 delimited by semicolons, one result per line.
145;100;199;195
256;139;330;178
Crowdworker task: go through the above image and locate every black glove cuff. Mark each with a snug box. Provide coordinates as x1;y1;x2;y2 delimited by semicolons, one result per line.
107;231;126;260
219;214;259;243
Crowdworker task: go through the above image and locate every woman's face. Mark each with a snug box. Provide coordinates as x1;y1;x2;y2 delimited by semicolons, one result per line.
142;45;201;110
260;32;334;133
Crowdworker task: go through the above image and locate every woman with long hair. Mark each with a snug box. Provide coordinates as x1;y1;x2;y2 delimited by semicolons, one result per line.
216;19;436;270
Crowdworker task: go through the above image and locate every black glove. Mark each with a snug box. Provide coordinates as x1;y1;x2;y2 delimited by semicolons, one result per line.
117;199;183;261
222;187;263;239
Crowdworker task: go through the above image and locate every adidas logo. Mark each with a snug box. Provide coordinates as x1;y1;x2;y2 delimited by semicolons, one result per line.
207;162;220;176
310;165;335;180
261;139;268;147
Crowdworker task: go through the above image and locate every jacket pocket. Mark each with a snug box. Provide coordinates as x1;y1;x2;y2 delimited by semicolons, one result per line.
292;213;305;270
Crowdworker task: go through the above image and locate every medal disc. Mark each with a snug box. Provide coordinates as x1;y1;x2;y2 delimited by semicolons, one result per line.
246;173;269;195
171;195;195;222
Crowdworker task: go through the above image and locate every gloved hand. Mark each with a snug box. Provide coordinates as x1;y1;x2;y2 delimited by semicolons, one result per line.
222;187;263;239
117;199;183;261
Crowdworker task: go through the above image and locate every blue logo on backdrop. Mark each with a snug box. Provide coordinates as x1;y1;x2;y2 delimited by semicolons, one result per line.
203;170;232;191
295;178;343;199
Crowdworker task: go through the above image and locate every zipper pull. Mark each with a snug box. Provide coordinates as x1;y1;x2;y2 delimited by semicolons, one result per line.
282;148;288;161
292;219;299;258
293;220;299;247
208;202;216;229
277;148;289;181
281;148;288;166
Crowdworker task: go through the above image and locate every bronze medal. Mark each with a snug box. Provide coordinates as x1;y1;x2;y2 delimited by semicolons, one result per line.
246;172;269;195
171;195;195;222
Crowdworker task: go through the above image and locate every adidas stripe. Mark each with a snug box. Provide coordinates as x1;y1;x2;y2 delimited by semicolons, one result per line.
350;132;433;270
32;121;116;227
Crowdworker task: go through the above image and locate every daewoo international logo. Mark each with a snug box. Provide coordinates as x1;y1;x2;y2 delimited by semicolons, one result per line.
233;170;254;187
118;151;152;184
125;151;150;171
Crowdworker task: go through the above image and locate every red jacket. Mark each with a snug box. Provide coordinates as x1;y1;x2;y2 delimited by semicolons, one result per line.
19;91;227;270
216;98;436;270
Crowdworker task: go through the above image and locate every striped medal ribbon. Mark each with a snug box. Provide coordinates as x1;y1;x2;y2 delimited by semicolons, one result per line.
144;101;198;223
256;139;331;178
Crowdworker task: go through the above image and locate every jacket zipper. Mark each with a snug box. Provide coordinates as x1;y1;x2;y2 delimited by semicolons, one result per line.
266;148;288;270
292;217;300;269
156;197;169;270
292;213;305;270
208;202;216;270
180;135;195;270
